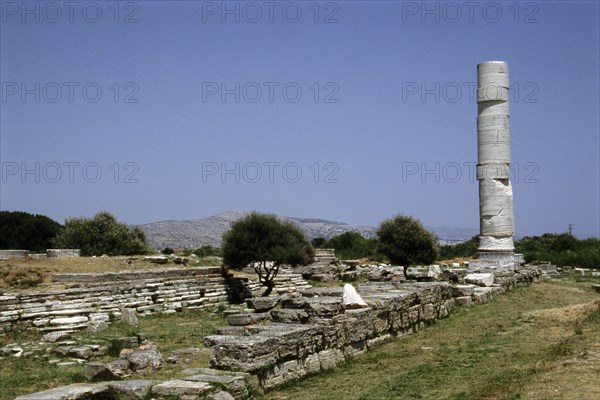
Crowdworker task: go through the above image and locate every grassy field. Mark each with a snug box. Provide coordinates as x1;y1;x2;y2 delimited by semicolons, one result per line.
263;277;600;400
0;308;228;399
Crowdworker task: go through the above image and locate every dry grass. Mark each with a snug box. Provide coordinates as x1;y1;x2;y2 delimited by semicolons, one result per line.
0;256;210;290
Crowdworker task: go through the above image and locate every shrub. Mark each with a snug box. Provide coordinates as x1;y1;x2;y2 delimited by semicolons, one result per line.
222;212;314;296
53;211;149;256
376;214;438;278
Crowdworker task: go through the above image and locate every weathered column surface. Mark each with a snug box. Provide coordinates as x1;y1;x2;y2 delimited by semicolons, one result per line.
474;61;516;270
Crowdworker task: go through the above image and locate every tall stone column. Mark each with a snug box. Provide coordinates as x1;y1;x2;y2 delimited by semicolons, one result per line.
475;61;515;270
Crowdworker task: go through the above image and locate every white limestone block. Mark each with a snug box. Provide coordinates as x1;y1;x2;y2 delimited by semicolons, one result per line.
343;284;367;309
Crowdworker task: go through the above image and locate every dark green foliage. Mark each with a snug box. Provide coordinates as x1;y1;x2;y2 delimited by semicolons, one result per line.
319;231;382;261
192;244;222;258
311;237;326;248
439;236;479;259
53;211;149;256
161;247;174;255
376;214;438;277
0;211;63;252
515;233;599;269
222;212;314;296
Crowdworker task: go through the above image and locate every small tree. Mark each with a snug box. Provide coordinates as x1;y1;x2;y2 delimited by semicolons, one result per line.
54;211;148;256
376;214;438;278
222;212;314;296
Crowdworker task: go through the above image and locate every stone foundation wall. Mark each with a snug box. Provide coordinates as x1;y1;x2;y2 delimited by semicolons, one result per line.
0;267;311;334
0;250;29;260
205;268;541;392
0;249;80;260
47;249;81;258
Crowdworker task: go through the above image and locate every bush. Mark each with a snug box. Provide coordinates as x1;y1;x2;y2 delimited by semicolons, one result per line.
222;212;314;296
53;211;149;256
161;247;175;255
515;233;599;268
376;214;438;277
439;236;479;260
192;245;222;258
319;231;382;260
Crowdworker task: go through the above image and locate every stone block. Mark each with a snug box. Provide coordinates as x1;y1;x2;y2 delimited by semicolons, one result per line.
85;362;119;381
14;383;109;400
105;380;158;399
127;345;164;372
455;296;473;308
185;374;248;399
204;335;279;372
318;349;344;370
121;308;138;326
270;309;309;323
227;312;270;326
50;316;88;325
152;380;212;399
465;273;494;287
246;296;280;312
452;284;476;297
303;353;321;375
42;331;71;342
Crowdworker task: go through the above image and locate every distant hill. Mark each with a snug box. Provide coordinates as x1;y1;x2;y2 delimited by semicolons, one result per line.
138;211;478;250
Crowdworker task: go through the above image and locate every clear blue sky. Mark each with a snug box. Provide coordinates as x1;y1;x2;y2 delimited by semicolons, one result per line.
1;0;598;238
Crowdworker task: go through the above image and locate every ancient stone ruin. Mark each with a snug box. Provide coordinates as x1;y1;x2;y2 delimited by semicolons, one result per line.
203;268;541;393
0;267;310;335
5;62;550;399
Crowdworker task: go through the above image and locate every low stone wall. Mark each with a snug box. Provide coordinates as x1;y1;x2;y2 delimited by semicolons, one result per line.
0;249;80;260
0;267;311;334
204;268;541;392
0;250;29;260
47;249;81;258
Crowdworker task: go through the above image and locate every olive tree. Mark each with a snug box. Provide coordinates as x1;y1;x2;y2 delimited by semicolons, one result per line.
222;212;314;296
376;214;438;278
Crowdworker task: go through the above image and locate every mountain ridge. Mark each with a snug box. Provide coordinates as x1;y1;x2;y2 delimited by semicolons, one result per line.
137;211;478;250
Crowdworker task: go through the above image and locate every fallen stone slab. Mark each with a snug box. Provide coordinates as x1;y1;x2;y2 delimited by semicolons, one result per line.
144;256;169;264
107;359;131;377
270;309;309;323
42;331;71;343
343;284;368;309
69;346;94;359
15;383;109;400
50;316;88;325
227;312;270;326
465;273;494;287
127;345;164;372
185;374;248;399
85;362;120;381
105;380;159;399
209;391;235;400
246;296;280;312
151;380;212;399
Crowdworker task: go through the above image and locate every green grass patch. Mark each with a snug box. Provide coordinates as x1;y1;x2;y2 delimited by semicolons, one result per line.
0;308;227;399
